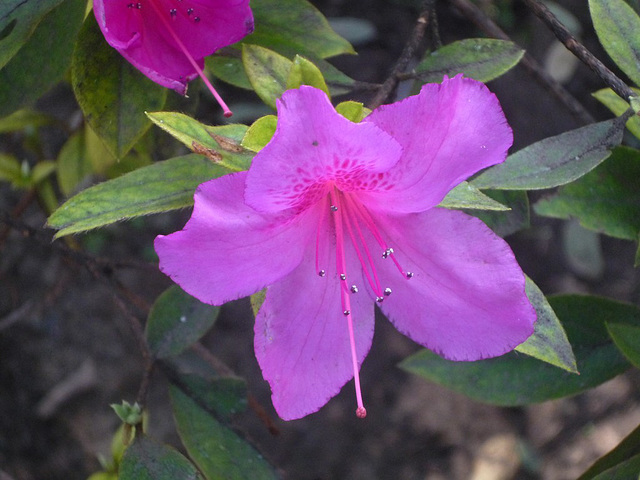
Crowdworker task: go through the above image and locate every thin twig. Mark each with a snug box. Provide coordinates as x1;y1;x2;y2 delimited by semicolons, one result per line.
523;0;636;102
448;0;594;125
369;1;433;109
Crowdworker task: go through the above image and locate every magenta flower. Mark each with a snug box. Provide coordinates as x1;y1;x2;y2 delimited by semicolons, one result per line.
155;76;536;420
93;0;253;116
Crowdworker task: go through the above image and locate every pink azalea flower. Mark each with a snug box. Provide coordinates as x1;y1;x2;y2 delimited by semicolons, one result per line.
93;0;254;116
155;76;537;420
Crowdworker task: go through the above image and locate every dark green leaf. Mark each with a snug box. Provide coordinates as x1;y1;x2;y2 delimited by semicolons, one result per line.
147;112;252;171
515;278;577;373
72;15;167;159
607;322;640;369
590;0;640;88
170;387;279;480
414;39;524;84
243;45;292;109
120;435;203;480
56;131;94;197
169;374;247;422
472;118;624;190
592;88;640;140
470;190;530;237
286;55;329;95
591;454;640;480
47;154;230;237
206;55;253;90
534;146;640;241
400;295;638;406
249;0;354;59
578;424;640;480
0;0;65;69
0;0;85;117
241;115;277;152
146;286;220;359
438;181;509;211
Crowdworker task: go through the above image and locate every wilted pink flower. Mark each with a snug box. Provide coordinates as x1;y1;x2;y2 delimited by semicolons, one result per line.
155;76;536;420
93;0;253;116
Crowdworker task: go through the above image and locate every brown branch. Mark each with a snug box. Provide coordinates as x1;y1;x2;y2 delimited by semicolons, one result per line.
523;0;636;102
449;0;595;125
369;1;433;109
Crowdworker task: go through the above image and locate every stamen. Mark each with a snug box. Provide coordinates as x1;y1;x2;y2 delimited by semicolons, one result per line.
315;199;329;276
340;195;384;297
329;188;366;418
147;1;233;117
384;287;392;296
350;285;359;293
347;196;410;279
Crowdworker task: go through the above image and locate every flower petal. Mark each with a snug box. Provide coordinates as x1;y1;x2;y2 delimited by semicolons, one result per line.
155;172;316;305
94;0;253;94
360;75;513;214
372;208;535;360
245;86;403;214
254;220;374;420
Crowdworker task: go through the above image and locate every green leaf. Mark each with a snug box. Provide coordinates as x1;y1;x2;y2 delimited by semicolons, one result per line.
286;55;330;95
147;112;253;172
470;190;530;237
515;278;577;373
169;374;247;422
534;146;640;241
241;115;277;152
400;295;638;406
589;0;640;88
146;286;220;359
472;118;624;190
0;153;22;184
56;131;94;196
206;55;253;90
47;154;230;237
335;101;369;123
592;88;640;140
31;160;55;184
414;39;524;84
0;0;66;70
250;290;266;318
243;45;292;110
209;52;354;96
249;0;354;59
578;424;640;480
0;0;85;117
0;109;57;133
170;387;279;480
606;322;640;369
72;15;167;159
438;181;509;211
120;435;203;480
591;454;640;480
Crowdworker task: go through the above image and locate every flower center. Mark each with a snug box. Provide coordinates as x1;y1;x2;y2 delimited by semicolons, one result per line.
318;186;413;419
129;1;232;117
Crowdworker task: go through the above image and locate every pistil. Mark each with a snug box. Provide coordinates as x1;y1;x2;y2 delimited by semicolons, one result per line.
146;0;233;117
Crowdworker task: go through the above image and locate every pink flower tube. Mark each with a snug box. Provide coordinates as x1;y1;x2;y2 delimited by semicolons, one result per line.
155;76;537;420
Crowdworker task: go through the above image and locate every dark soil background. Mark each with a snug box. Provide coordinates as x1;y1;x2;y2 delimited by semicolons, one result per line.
2;1;640;479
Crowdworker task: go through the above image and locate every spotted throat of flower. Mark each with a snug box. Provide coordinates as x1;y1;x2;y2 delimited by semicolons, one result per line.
318;186;413;418
128;1;233;117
